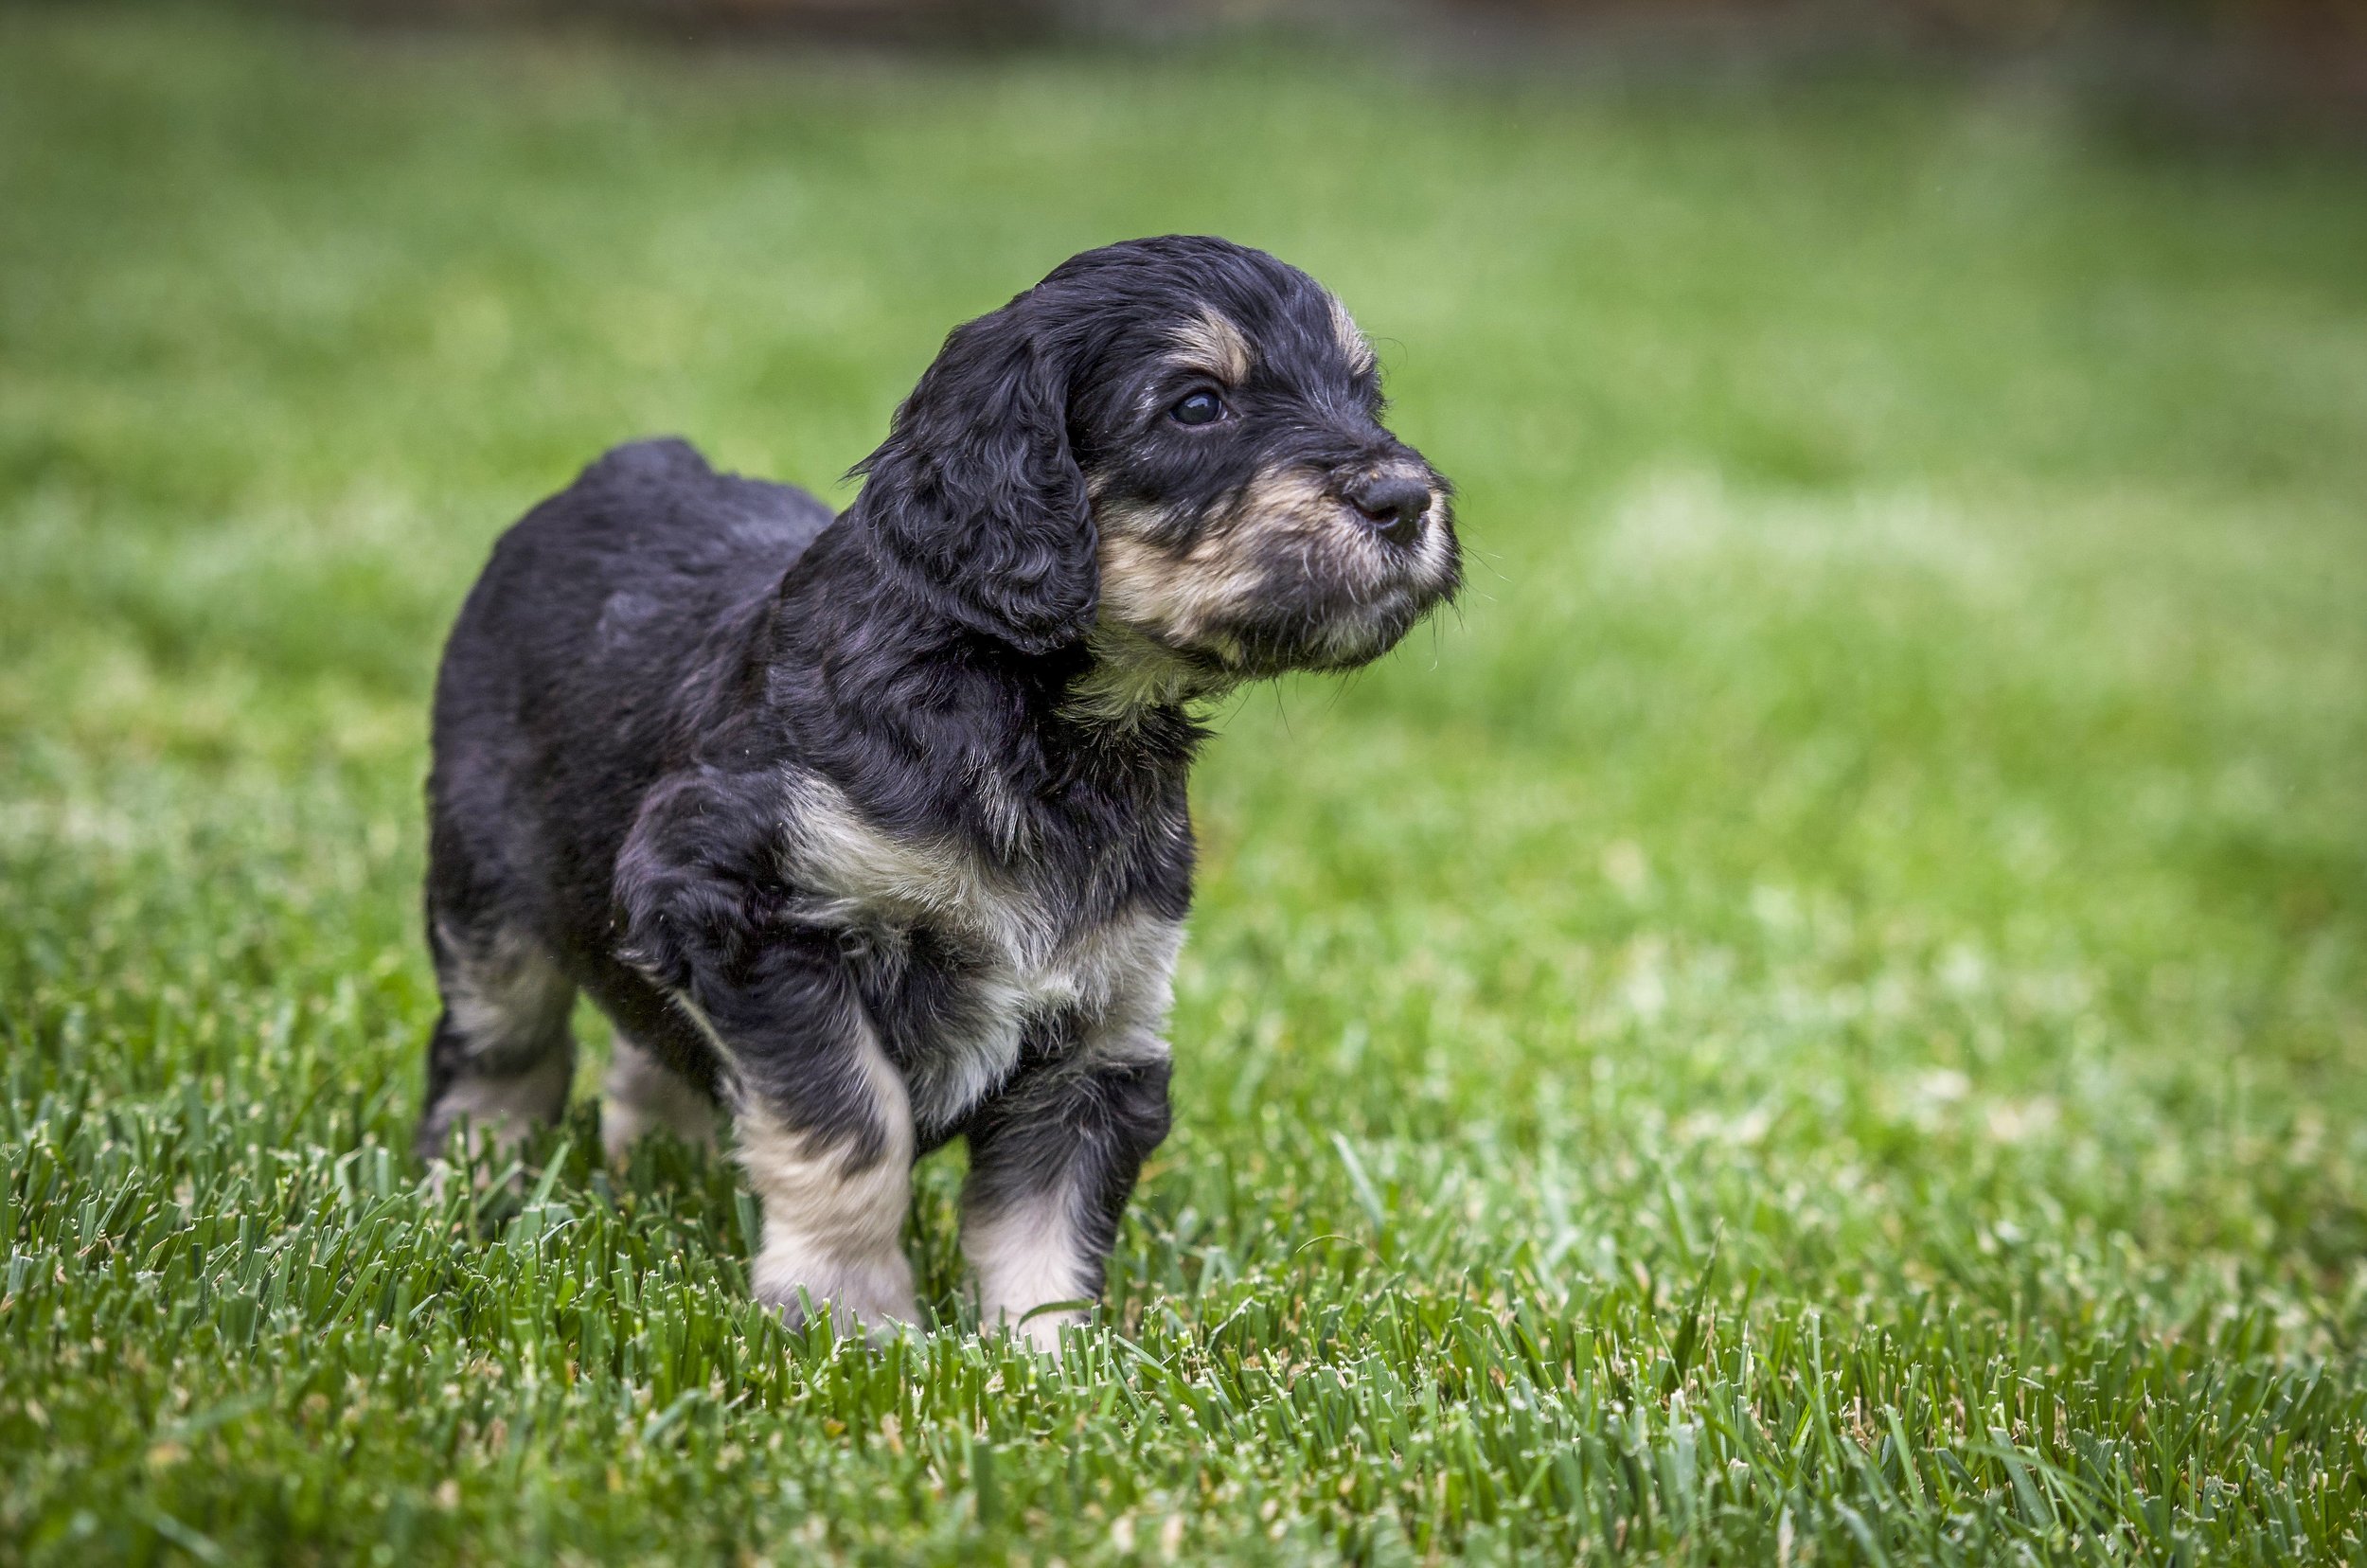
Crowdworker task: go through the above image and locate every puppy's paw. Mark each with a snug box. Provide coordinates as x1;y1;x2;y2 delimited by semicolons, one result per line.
988;1304;1085;1359
599;1038;720;1167
754;1248;919;1342
418;1124;537;1204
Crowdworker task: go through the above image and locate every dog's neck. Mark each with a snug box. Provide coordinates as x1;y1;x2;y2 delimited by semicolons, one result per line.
760;515;1205;867
1060;621;1240;733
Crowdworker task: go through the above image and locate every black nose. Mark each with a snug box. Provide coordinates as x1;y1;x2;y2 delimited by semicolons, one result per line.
1342;472;1432;548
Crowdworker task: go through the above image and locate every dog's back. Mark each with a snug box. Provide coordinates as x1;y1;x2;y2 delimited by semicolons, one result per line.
436;437;828;734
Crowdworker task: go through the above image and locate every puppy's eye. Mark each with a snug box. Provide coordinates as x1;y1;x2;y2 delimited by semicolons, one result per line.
1169;390;1224;427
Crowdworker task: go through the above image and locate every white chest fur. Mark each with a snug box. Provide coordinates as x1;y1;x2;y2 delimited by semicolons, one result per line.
778;772;1183;1131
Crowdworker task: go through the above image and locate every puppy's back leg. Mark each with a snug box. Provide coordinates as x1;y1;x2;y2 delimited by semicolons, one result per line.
416;912;578;1165
601;1032;720;1164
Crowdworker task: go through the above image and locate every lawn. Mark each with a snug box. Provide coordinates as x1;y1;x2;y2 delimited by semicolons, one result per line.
4;9;2366;1562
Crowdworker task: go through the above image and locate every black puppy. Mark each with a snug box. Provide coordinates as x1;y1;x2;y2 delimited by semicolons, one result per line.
418;235;1459;1350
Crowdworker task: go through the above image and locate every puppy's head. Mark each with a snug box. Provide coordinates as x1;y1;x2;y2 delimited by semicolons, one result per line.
856;236;1459;690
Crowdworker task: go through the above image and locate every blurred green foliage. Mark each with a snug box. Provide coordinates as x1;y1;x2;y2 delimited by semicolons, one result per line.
3;8;2365;1563
265;0;2367;54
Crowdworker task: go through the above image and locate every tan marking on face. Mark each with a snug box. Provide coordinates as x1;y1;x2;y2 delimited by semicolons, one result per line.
1085;466;1426;701
1096;522;1271;650
1327;293;1376;375
1169;311;1253;384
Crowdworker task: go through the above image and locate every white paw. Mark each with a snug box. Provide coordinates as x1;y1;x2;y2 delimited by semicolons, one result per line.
754;1247;919;1340
987;1303;1085;1358
599;1038;720;1166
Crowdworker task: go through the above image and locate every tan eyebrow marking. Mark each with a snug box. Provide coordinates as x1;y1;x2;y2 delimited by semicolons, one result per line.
1327;293;1377;375
1169;311;1253;384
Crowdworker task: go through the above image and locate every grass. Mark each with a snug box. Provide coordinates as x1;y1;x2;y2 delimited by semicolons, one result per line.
4;9;2366;1562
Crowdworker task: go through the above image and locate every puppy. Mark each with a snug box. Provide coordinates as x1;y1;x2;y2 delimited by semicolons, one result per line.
418;235;1459;1350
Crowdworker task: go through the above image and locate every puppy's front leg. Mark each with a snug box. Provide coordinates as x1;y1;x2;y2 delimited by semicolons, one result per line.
960;1045;1172;1354
723;998;917;1335
616;772;918;1334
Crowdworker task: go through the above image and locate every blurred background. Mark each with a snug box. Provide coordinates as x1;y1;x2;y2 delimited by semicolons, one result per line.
3;0;2364;1557
245;0;2367;119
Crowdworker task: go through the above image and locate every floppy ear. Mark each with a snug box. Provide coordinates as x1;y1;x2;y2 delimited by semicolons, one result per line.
851;298;1096;654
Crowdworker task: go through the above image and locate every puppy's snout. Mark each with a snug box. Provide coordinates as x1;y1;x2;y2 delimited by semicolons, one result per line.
1342;472;1432;548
